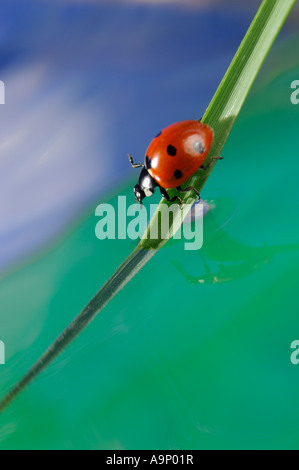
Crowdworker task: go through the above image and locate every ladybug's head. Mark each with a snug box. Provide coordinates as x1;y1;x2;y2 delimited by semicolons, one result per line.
134;184;146;204
134;168;157;205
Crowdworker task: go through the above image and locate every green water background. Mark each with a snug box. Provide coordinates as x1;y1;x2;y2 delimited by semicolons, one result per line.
0;36;299;450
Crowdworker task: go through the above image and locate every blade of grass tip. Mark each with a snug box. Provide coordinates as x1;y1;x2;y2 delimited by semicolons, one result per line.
142;0;297;249
0;0;296;413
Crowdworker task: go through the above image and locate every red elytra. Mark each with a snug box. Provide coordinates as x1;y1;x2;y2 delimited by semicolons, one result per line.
146;120;214;188
129;120;215;206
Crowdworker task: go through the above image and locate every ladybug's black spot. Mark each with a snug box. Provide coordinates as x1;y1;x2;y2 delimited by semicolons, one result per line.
145;156;151;169
155;131;162;138
194;140;205;154
174;169;183;180
167;145;177;156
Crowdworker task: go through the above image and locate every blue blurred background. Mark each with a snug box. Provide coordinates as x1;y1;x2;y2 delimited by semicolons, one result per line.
1;0;299;451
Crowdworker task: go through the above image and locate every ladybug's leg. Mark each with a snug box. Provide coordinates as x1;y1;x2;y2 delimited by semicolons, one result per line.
200;156;223;171
128;154;144;169
159;186;183;207
176;185;200;200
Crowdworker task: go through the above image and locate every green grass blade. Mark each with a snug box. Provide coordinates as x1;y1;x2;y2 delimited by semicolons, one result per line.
141;0;297;249
0;0;296;413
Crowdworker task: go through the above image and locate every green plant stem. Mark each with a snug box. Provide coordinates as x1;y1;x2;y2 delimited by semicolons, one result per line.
0;0;296;414
0;247;155;413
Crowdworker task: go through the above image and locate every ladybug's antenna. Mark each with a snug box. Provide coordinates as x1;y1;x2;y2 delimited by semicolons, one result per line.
134;201;143;211
128;154;144;169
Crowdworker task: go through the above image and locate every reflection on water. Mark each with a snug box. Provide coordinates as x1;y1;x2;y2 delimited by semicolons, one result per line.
174;199;299;284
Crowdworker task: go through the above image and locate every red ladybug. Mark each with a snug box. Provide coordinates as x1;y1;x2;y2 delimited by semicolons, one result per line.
129;120;220;205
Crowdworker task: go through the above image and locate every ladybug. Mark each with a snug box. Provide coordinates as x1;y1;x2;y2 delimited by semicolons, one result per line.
129;120;221;206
